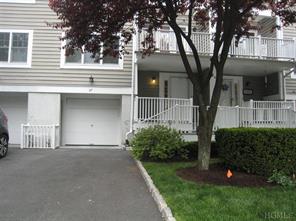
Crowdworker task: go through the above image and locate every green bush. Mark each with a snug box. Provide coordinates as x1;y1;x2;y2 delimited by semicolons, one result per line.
268;170;296;187
131;125;186;161
215;128;296;177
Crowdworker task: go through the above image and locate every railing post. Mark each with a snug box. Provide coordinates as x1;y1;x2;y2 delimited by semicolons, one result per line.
134;96;139;121
20;124;24;149
257;35;262;58
189;98;193;106
249;99;254;108
51;125;56;149
236;106;240;127
293;38;296;60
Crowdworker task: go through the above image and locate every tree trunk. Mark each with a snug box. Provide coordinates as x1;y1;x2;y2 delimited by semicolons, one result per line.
197;113;213;170
193;76;214;170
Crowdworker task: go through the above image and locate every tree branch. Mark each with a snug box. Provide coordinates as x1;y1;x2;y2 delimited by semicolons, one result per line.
188;0;194;38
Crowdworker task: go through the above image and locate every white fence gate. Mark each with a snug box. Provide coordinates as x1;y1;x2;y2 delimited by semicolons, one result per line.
21;124;60;149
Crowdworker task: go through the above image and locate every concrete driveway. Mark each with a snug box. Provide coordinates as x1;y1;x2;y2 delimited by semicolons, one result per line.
0;148;162;221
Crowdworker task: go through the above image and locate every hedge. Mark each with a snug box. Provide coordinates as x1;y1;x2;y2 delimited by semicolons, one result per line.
131;125;218;161
131;125;186;161
215;128;296;177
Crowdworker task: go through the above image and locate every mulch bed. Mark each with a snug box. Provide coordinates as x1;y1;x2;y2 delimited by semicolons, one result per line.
176;164;276;187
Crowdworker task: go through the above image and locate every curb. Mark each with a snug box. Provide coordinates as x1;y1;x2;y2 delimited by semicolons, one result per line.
135;160;176;221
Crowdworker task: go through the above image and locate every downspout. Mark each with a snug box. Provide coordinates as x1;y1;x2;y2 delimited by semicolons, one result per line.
125;19;138;144
283;71;287;101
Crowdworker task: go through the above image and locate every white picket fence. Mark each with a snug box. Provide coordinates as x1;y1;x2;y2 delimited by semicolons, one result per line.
139;30;296;60
21;124;60;149
135;104;296;133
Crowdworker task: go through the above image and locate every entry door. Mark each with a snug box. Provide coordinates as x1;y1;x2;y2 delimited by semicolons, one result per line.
170;77;190;99
220;80;233;106
63;97;121;146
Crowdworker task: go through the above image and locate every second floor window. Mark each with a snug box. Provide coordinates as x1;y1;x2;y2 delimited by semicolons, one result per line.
62;37;122;69
66;49;119;65
0;30;32;67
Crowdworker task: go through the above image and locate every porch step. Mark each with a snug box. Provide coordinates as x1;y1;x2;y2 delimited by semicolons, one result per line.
182;133;198;142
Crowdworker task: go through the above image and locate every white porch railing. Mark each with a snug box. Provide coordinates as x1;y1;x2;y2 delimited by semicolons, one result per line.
139;30;296;60
21;124;60;149
246;99;296;110
136;105;199;132
215;106;296;129
135;104;296;133
136;97;193;121
238;107;296;128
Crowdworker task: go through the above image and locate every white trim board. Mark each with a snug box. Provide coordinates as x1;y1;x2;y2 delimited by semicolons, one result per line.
0;0;35;2
0;85;132;95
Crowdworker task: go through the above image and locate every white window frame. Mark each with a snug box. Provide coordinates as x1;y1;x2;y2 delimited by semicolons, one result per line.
60;34;124;70
0;29;33;68
0;0;35;3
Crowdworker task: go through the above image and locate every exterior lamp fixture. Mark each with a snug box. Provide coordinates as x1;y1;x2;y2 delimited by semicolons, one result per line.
89;75;94;83
151;77;156;85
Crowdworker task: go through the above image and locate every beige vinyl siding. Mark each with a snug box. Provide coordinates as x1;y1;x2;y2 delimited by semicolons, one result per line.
283;24;296;39
285;75;296;95
0;0;132;88
258;17;276;38
283;5;296;39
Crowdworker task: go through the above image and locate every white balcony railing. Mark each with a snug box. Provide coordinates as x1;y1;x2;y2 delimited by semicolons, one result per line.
21;124;60;149
139;30;296;60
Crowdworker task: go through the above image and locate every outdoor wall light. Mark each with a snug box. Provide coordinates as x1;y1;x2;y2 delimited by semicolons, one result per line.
151;77;156;84
89;75;94;83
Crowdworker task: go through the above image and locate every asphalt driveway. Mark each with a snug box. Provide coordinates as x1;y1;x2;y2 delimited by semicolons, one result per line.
0;148;162;221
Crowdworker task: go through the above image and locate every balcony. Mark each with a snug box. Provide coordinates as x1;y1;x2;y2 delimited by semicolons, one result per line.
138;30;296;61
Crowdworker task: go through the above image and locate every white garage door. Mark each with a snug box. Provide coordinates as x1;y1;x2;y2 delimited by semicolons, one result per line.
0;93;28;144
62;97;121;146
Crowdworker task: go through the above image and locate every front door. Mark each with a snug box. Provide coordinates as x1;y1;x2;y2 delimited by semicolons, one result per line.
220;79;233;106
170;77;191;99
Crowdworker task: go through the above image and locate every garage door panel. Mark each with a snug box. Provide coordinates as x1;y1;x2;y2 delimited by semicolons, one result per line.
63;97;121;146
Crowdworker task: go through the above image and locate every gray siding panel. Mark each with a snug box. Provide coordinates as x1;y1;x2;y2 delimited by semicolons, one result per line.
286;76;296;95
0;0;132;88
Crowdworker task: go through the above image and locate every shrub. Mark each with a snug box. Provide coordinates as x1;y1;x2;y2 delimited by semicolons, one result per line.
268;170;296;187
131;125;186;161
215;128;296;177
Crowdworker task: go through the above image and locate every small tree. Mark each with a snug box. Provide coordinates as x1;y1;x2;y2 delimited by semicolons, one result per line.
49;0;296;170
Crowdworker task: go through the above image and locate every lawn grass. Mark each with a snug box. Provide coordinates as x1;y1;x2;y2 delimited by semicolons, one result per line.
143;162;296;221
